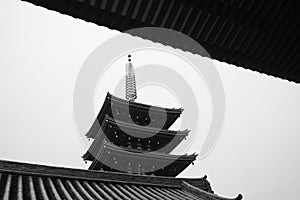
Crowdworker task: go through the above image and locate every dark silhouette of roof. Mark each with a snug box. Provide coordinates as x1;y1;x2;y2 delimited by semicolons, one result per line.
0;160;243;200
83;92;194;177
20;0;300;83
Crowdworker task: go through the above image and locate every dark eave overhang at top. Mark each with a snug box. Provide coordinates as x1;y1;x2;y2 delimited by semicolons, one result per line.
21;0;300;83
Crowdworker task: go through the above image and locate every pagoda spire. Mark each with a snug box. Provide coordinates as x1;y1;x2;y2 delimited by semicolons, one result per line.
125;55;137;101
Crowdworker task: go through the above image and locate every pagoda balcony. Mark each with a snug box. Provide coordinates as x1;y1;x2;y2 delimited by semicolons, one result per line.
86;93;183;138
87;140;197;177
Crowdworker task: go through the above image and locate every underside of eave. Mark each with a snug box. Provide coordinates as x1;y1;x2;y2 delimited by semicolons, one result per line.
19;0;300;84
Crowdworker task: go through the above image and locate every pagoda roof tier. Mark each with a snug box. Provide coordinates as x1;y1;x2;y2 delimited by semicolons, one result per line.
86;92;183;138
108;93;183;114
86;140;197;177
0;159;243;199
89;156;195;178
104;115;190;138
84;115;188;154
83;130;188;162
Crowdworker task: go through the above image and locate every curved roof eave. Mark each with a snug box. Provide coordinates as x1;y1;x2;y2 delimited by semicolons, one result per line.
20;0;300;83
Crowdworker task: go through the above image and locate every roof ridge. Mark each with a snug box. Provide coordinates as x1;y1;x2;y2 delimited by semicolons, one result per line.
0;159;205;188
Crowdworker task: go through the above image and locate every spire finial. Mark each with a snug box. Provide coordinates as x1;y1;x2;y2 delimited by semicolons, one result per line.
125;54;137;101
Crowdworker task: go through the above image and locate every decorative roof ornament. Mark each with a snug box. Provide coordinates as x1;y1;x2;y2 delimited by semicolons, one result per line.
125;55;137;101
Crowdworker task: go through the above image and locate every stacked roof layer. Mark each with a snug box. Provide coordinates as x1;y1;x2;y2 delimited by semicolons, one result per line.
83;93;196;177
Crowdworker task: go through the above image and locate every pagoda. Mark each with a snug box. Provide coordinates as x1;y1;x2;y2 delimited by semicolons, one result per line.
82;55;197;177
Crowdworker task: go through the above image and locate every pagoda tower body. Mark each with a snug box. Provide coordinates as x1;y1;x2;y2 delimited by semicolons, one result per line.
83;56;197;177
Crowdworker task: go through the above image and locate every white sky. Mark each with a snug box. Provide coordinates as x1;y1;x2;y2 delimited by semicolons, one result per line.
1;1;300;199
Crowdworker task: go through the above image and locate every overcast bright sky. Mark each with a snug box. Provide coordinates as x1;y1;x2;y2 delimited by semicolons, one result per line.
1;1;300;199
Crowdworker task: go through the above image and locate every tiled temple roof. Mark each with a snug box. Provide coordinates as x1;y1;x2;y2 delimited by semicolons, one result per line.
0;160;242;200
20;0;300;83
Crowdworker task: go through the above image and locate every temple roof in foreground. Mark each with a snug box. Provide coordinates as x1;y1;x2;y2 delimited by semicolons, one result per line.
0;160;242;200
20;0;300;83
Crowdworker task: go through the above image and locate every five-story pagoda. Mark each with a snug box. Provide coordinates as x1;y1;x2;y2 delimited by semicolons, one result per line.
83;55;197;177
